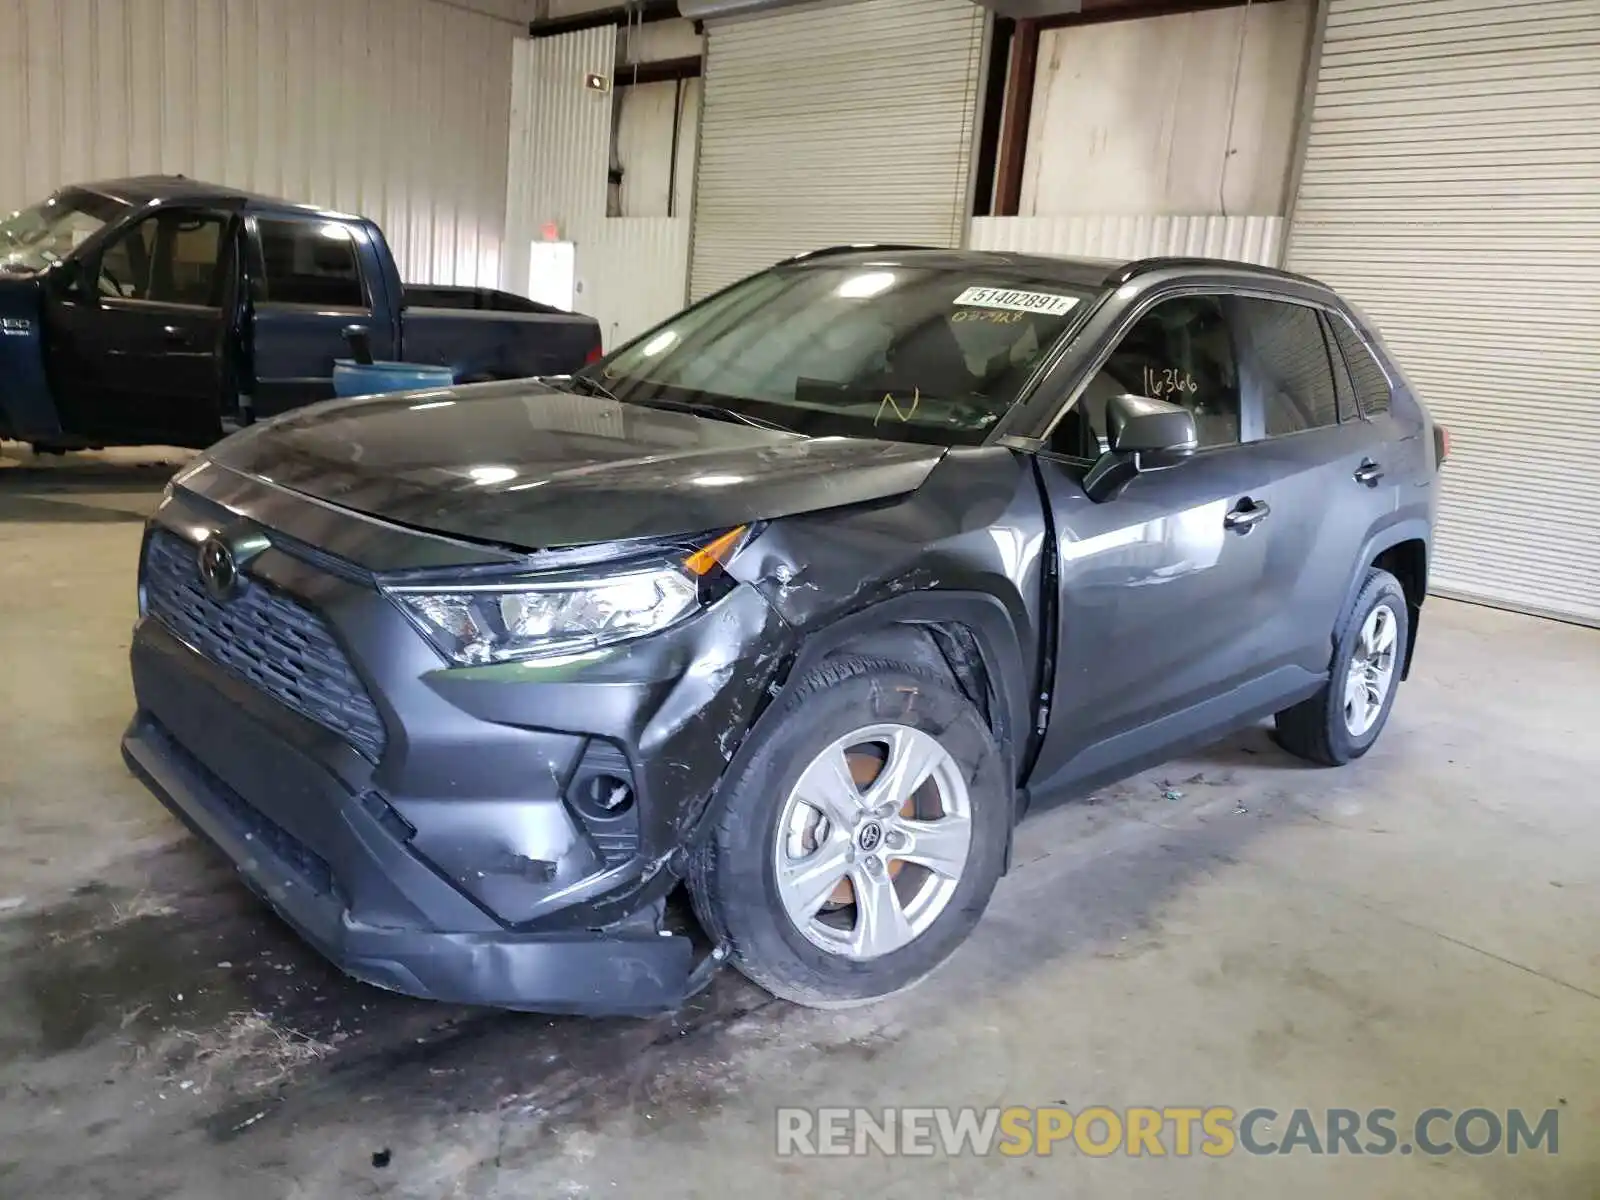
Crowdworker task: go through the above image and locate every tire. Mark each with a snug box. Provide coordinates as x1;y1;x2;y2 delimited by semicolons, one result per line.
689;654;1010;1008
1274;567;1409;767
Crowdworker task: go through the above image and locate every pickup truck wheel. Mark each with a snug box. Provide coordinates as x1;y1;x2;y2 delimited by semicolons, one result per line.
689;655;1009;1008
1274;567;1409;767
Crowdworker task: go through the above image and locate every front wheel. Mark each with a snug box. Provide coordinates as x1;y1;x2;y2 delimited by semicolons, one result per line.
1275;567;1409;766
689;655;1010;1008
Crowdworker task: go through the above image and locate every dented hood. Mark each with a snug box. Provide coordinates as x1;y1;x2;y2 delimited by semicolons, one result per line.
208;380;946;550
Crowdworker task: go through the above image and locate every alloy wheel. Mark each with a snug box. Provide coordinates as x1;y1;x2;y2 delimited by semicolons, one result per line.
1344;603;1399;737
773;723;972;960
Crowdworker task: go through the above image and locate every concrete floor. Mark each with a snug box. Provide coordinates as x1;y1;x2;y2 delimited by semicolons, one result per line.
2;445;1599;1199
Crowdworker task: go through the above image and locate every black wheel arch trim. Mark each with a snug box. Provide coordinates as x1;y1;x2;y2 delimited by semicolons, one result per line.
683;590;1031;850
1339;518;1430;679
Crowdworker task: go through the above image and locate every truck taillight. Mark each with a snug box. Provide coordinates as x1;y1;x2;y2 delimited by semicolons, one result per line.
584;342;604;366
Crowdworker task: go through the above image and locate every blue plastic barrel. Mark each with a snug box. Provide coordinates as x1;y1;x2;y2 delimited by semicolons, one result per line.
332;359;457;398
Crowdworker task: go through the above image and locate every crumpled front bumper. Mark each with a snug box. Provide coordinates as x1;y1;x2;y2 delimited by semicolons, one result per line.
121;478;791;1013
123;701;705;1015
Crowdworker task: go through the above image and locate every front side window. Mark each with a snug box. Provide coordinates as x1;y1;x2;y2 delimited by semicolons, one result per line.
257;219;365;307
594;265;1093;446
1232;297;1341;437
1330;318;1392;418
97;211;225;305
1067;295;1241;455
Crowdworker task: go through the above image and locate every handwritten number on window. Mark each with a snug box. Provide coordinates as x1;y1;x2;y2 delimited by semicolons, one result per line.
1143;366;1199;400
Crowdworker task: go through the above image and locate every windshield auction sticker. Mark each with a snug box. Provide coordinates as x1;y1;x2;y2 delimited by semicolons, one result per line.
954;286;1080;316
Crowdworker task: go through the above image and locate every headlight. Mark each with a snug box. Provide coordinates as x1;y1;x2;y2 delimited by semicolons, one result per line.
387;564;701;665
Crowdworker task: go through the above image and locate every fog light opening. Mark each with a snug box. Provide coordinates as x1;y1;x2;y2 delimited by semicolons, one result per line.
581;773;635;817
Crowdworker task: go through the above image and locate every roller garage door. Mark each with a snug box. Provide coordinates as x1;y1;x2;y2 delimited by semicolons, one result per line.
1285;0;1600;624
688;0;985;300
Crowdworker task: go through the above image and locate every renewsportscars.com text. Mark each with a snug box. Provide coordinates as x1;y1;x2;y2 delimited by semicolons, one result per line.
776;1105;1560;1158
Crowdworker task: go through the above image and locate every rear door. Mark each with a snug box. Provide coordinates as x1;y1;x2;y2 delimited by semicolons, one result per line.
1222;294;1397;679
46;206;231;444
246;216;397;417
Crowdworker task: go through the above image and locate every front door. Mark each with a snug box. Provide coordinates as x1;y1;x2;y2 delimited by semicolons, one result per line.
45;207;230;446
1028;294;1293;795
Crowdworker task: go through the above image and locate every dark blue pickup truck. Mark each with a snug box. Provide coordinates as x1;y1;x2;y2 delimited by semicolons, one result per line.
0;176;602;450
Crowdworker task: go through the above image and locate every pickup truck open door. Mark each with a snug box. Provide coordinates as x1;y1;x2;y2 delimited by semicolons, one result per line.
42;205;238;446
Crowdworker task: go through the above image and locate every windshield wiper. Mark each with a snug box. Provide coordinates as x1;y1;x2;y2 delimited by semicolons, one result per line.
630;395;797;434
547;372;622;403
548;373;796;434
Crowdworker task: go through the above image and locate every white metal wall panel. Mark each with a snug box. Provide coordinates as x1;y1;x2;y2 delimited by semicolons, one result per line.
1022;2;1310;218
0;0;516;287
504;30;692;348
1286;0;1600;624
689;0;986;299
504;28;616;297
970;214;1284;266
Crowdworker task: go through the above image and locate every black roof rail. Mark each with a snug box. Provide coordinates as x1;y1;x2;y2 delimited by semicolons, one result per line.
1103;256;1327;290
775;244;940;267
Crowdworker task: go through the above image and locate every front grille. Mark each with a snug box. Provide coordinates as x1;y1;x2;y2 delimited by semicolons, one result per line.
142;529;387;762
141;717;339;901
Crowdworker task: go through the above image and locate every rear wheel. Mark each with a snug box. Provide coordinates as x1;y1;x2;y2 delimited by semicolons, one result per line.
689;655;1010;1007
1275;567;1408;766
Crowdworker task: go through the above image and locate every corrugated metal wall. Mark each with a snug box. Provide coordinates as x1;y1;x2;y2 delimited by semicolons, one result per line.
1286;0;1600;624
505;29;693;350
0;0;517;286
504;27;615;298
689;0;986;300
969;214;1285;265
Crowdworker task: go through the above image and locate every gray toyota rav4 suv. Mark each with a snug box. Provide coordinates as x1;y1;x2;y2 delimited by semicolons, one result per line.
124;250;1445;1014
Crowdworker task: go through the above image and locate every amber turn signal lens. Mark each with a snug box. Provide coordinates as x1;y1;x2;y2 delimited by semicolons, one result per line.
684;525;749;577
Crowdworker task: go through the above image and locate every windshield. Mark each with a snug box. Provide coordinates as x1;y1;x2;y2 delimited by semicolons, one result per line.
0;192;125;274
592;263;1095;446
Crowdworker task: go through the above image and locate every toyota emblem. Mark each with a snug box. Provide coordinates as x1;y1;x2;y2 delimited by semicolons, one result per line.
197;535;239;601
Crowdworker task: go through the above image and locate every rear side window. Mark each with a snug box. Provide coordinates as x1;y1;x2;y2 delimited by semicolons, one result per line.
257;219;365;307
1231;297;1341;437
1330;318;1392;417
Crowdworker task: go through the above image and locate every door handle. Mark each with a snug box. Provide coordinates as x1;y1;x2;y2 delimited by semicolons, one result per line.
1353;460;1385;486
1225;499;1271;533
161;324;187;343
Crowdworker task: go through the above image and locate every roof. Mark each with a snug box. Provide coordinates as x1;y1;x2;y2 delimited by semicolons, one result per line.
64;175;356;220
776;244;1329;294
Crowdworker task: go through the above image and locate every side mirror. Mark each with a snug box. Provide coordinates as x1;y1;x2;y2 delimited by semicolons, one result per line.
49;257;85;297
1083;394;1199;503
342;324;375;366
1107;393;1198;458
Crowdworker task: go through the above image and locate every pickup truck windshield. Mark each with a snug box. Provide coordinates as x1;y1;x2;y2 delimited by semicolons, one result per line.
0;192;125;274
595;264;1094;446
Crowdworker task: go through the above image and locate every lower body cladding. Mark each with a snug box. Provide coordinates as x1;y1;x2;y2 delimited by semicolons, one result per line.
122;506;791;1015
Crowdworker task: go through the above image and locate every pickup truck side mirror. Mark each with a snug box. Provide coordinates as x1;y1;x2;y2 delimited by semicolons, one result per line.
49;257;87;299
1083;394;1199;503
